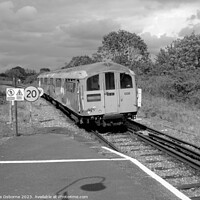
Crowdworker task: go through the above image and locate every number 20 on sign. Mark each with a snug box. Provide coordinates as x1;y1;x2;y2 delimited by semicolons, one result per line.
24;86;40;102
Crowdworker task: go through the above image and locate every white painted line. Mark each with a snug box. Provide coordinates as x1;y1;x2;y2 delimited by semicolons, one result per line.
102;146;191;200
0;158;127;164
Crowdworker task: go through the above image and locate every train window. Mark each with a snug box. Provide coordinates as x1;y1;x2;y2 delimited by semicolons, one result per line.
65;80;76;93
50;78;54;85
87;75;99;91
120;73;133;89
56;78;61;87
105;72;115;90
40;78;43;84
44;78;48;84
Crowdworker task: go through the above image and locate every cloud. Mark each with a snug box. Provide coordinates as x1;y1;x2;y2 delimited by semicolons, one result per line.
187;9;200;21
60;19;121;40
141;32;176;55
179;9;200;36
0;1;15;23
179;23;200;36
0;1;38;30
16;6;37;21
56;19;121;52
142;0;199;4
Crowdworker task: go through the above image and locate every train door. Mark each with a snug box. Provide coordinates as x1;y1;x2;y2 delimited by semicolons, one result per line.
84;74;105;115
118;73;136;112
103;72;119;113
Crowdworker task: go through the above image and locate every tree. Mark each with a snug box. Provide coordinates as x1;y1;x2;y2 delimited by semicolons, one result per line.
40;68;50;73
25;69;36;75
156;32;200;70
0;73;8;78
91;52;103;63
5;66;26;81
63;55;94;68
97;30;150;66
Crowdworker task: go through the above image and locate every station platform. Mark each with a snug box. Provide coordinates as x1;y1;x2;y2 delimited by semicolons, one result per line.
0;132;189;200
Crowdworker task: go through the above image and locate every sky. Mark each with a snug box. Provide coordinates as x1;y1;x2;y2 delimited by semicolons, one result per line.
0;0;200;73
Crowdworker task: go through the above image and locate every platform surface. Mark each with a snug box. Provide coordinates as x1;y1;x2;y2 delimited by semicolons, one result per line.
0;133;183;200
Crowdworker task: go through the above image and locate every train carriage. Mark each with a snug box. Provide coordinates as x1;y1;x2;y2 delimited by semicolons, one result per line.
38;62;141;126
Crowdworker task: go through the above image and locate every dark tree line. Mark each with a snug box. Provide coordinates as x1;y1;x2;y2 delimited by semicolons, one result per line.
0;66;50;84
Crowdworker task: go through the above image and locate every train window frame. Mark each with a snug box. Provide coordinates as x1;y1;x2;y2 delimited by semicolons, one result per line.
87;74;100;91
120;73;133;89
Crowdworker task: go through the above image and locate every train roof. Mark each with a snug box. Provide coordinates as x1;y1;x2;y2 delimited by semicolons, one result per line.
38;62;135;79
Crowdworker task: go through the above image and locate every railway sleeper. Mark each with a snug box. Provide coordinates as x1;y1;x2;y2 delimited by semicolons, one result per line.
176;182;200;190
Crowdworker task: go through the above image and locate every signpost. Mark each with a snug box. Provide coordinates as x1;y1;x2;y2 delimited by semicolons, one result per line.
6;88;15;101
24;86;40;102
6;88;24;101
6;83;42;136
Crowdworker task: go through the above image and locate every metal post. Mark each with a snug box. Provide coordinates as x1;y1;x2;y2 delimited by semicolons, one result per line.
8;101;14;127
14;77;19;136
29;102;32;123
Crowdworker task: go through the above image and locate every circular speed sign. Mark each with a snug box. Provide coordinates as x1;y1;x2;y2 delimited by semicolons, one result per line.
24;86;40;102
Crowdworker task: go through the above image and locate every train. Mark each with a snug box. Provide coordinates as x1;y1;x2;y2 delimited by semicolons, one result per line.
37;62;141;126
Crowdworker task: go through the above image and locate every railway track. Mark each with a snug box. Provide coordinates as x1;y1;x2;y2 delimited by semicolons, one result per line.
45;97;200;199
90;120;200;200
127;120;200;171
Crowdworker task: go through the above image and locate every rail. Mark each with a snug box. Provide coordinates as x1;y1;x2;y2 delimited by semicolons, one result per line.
127;119;200;171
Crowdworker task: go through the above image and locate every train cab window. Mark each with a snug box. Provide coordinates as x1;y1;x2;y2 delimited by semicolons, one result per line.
120;73;133;89
56;78;61;87
105;72;115;90
87;75;100;91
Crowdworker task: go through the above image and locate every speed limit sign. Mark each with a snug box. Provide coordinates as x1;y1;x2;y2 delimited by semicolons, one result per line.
24;86;40;102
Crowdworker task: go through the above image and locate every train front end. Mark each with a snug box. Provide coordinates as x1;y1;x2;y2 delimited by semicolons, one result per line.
81;63;141;126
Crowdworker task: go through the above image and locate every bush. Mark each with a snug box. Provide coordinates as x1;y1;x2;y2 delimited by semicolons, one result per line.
23;74;38;84
137;68;200;107
0;91;6;105
137;75;176;99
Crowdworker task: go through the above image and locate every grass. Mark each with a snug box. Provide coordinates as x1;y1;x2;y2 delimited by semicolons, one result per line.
138;93;200;135
0;85;39;138
0;101;34;137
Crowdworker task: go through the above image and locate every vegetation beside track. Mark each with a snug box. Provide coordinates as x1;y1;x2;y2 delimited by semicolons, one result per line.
136;68;200;136
0;85;38;138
